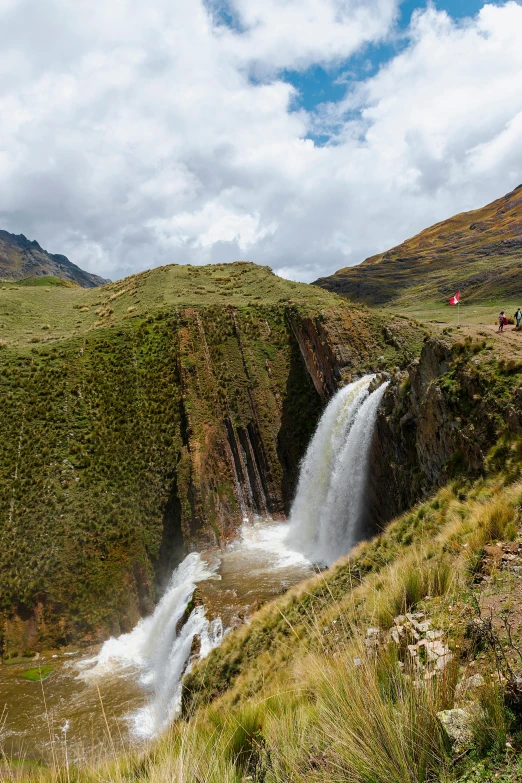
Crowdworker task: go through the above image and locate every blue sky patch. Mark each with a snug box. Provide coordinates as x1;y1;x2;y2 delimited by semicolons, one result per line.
278;0;504;144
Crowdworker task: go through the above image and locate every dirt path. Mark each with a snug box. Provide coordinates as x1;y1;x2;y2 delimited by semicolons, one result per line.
427;320;522;362
458;323;522;361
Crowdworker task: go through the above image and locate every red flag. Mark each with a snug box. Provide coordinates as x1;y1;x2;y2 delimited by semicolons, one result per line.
449;291;461;306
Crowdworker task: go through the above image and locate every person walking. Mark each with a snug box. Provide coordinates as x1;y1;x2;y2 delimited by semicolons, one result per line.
499;311;507;332
514;308;522;329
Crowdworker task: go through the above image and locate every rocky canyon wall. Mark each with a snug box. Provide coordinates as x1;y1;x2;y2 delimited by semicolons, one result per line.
0;302;421;653
367;335;522;532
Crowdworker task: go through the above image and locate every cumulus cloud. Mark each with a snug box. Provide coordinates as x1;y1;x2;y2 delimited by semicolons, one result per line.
0;0;521;282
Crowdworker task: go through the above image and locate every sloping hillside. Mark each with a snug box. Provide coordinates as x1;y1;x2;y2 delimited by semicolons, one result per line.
5;278;522;783
0;262;423;653
0;230;108;288
315;185;522;305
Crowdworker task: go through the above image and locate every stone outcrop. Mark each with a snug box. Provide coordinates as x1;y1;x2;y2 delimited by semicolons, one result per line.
368;336;522;531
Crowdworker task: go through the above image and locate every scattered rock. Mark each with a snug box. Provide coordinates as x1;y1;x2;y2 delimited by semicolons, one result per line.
385;614;453;677
365;627;381;653
436;653;454;671
455;673;485;703
437;708;474;751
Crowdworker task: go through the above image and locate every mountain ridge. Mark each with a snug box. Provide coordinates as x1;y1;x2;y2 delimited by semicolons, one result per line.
314;185;522;305
0;229;109;288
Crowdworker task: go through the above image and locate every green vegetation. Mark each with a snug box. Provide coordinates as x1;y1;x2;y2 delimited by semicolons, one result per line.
0;261;422;653
6;263;522;781
15;276;76;288
9;457;522;782
391;300;521;327
22;666;54;682
0;262;340;349
315;185;522;307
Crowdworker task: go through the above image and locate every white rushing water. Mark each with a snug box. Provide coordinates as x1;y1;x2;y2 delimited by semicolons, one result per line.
5;378;391;756
287;376;389;565
78;520;311;741
78;552;222;738
76;377;387;742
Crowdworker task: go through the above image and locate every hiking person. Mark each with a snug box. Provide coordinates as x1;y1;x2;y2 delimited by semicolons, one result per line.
499;311;506;332
514;308;522;328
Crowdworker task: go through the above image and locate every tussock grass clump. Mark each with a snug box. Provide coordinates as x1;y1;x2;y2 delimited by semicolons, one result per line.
372;550;453;628
463;495;519;576
309;650;451;783
498;357;522;374
470;679;510;757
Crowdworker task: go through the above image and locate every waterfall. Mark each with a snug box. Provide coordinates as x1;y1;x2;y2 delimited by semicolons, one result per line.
287;376;388;566
79;552;222;738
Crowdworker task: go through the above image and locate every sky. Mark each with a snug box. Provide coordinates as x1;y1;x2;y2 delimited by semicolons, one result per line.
0;0;521;283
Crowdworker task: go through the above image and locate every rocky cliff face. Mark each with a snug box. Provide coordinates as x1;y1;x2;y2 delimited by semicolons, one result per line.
0;230;108;287
367;335;522;531
0;287;422;654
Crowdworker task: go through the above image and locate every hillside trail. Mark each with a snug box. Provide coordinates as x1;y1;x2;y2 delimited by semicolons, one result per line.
433;321;522;362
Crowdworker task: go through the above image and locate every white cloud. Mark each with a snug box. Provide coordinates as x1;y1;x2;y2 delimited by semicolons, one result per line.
150;202;276;249
0;0;521;282
218;0;400;72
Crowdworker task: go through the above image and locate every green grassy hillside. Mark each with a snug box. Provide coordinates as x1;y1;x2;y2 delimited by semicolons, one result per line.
0;262;423;654
17;434;522;781
1;262;336;348
315;185;522;306
5;280;522;783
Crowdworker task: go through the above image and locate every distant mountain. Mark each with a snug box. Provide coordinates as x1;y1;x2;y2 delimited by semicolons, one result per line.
314;185;522;305
0;230;109;288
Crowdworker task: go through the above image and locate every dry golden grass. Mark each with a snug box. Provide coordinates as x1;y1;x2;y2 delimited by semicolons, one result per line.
6;476;522;782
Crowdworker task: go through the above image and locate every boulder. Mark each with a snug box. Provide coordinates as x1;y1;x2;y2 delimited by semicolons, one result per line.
437;708;474;751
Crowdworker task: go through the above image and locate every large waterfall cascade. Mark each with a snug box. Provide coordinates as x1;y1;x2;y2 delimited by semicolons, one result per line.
287;375;388;566
78;520;312;741
76;375;387;744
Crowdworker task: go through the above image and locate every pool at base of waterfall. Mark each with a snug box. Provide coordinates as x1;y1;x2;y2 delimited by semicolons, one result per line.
0;518;313;764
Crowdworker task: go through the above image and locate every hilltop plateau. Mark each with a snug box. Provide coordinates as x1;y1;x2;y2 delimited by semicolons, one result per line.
0;230;108;288
0;261;423;653
315;186;522;306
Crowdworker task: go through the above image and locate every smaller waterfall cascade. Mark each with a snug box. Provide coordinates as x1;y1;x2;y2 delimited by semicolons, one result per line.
79;553;222;738
287;376;389;565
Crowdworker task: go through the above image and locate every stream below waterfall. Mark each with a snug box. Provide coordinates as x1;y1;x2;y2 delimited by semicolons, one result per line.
0;518;313;764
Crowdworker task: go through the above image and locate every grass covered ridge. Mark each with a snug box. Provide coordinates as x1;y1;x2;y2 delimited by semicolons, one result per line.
315;185;522;306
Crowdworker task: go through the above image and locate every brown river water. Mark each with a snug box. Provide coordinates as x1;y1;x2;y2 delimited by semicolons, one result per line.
0;518;313;765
